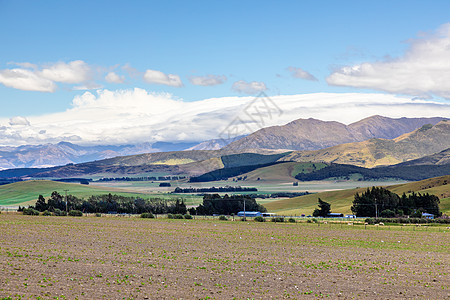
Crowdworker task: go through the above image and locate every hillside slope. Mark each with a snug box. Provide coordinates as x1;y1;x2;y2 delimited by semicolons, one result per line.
280;121;450;168
264;175;450;215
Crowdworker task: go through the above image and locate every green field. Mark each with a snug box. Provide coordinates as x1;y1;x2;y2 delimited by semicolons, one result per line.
0;180;202;207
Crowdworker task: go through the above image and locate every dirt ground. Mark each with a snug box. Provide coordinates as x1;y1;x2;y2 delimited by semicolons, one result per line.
0;214;449;299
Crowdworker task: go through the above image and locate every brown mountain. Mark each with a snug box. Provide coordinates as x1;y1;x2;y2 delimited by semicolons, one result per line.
223;115;446;151
279;120;450;168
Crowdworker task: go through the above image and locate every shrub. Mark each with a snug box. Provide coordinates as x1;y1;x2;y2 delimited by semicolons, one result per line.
68;210;83;217
174;214;184;219
288;218;296;223
23;208;39;215
53;209;67;216
254;216;265;222
167;213;174;219
218;215;228;221
271;217;284;223
381;209;395;218
184;214;193;219
307;219;313;223
42;210;52;216
95;213;102;217
141;212;155;219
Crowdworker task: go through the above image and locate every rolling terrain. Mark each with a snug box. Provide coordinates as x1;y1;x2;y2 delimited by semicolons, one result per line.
264;175;450;215
280;120;450;168
0;180;156;206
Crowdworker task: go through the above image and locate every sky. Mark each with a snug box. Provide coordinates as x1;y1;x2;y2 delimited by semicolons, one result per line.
0;0;450;146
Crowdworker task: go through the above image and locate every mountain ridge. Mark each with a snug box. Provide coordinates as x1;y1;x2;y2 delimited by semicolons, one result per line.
223;115;446;151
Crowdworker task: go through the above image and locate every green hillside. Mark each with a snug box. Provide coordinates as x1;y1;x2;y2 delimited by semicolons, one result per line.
264;175;450;215
0;180;153;206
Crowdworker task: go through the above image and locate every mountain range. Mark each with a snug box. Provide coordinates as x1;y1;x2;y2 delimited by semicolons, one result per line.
279;120;450;168
0;115;446;170
223;115;446;151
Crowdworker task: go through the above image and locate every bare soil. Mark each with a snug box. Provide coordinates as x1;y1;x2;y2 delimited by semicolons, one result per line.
0;214;449;299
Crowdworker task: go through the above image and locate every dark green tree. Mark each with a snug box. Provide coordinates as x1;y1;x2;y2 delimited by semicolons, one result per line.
312;198;331;217
35;195;48;212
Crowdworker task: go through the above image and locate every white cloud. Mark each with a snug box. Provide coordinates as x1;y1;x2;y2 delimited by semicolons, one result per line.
189;74;227;86
287;66;318;81
143;69;183;87
40;60;91;83
9;116;30;126
0;68;56;92
327;23;450;99
105;71;125;84
232;80;267;94
0;60;92;92
0;89;448;146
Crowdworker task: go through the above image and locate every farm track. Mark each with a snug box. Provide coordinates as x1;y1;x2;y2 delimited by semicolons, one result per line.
0;215;449;299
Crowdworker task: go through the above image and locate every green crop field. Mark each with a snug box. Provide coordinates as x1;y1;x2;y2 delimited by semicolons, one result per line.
0;180;202;207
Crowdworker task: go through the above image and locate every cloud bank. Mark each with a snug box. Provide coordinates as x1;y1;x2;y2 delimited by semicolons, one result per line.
327;23;450;99
0;89;448;146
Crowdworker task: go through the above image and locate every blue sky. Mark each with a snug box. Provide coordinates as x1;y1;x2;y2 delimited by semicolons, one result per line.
0;0;449;145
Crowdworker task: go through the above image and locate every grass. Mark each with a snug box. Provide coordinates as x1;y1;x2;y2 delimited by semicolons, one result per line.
0;180;173;206
265;175;450;215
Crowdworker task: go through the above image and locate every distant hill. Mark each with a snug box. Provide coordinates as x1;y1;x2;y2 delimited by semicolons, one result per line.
187;136;245;150
223;116;446;152
0;142;164;169
264;175;450;215
392;148;450;166
280;121;450;168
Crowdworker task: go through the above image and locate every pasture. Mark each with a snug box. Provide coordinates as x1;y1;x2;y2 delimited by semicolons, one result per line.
0;214;448;299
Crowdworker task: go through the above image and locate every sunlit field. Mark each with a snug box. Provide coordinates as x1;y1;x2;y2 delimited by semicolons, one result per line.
0;214;448;299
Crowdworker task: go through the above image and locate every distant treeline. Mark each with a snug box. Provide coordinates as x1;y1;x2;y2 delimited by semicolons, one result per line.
0;179;23;186
173;186;258;193
189;162;287;182
28;191;187;215
247;192;311;199
54;178;91;185
96;176;186;182
294;163;450;181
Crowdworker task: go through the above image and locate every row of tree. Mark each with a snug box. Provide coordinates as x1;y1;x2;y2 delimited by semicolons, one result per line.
173;186;257;193
351;187;441;217
31;191;187;215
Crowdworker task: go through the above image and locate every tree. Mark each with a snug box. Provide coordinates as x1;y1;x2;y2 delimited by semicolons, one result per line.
351;187;400;217
312;198;331;217
35;195;48;212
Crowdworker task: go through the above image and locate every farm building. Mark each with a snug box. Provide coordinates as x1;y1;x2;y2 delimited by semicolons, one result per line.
237;211;261;217
327;213;344;218
422;212;434;219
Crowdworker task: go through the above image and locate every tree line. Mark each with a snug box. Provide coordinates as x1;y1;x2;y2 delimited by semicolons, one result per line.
173;186;258;193
27;191;187;215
